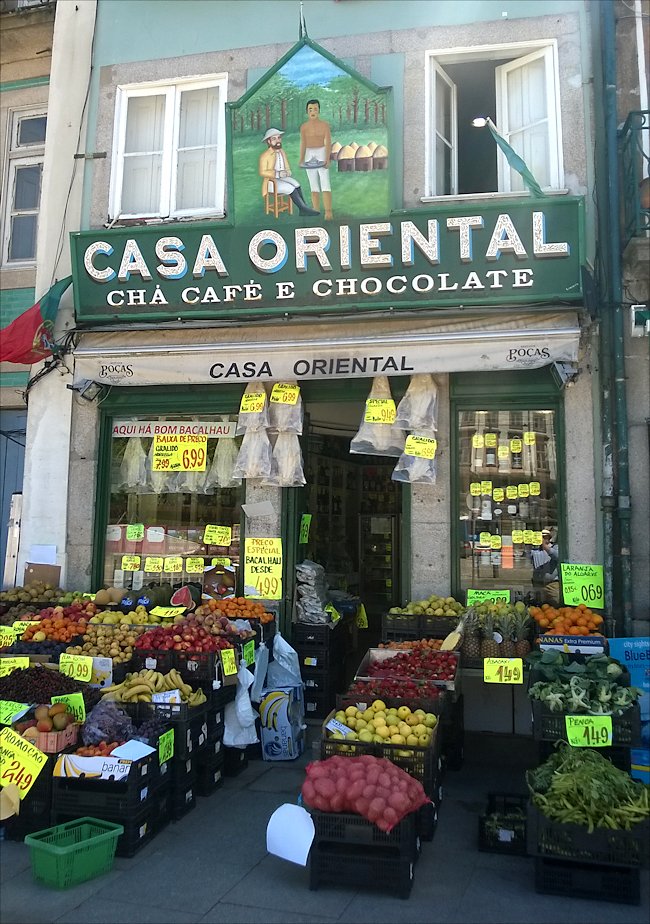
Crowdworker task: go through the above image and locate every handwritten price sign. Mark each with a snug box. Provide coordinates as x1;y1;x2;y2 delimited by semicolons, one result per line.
484;658;523;684
244;538;282;600
466;589;511;605
51;693;86;723
0;628;17;648
404;435;437;459
203;525;232;546
163;557;183;573
158;728;174;764
220;648;237;676
0;726;47;799
126;523;144;541
364;398;396;424
144;557;163;573
0;658;30;677
240;392;266;413
560;563;605;609
270;383;300;405
0;701;31;725
59;653;93;683
121;555;141;572
185;557;205;574
12;622;39;635
152;435;207;472
299;514;312;545
242;640;255;666
565;715;612;747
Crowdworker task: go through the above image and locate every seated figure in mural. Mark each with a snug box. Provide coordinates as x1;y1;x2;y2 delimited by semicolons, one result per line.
259;129;320;216
299;99;333;219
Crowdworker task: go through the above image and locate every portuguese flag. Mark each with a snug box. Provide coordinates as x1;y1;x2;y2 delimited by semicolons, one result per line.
0;276;72;365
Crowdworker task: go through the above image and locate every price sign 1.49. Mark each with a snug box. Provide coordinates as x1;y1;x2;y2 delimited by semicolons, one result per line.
565;715;612;747
483;658;523;684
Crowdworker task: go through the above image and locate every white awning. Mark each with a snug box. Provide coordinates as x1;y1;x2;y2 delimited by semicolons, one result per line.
73;311;581;387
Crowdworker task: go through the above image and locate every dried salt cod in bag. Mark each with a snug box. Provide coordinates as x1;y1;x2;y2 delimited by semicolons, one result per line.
350;376;405;457
119;437;147;491
392;430;438;484
235;381;270;434
203;436;242;491
232;427;272;480
268;381;303;434
395;374;438;430
143;440;173;494
263;432;306;487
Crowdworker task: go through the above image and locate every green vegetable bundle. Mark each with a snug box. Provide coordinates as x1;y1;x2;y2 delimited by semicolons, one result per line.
526;650;626;683
528;674;641;715
527;745;650;832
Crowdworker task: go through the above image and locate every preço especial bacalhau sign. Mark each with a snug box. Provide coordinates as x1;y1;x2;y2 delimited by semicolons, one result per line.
70;198;583;325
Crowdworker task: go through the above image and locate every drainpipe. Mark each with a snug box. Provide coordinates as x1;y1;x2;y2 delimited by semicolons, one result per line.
601;0;633;635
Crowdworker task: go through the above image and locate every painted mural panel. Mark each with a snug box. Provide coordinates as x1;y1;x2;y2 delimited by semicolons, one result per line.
231;42;390;225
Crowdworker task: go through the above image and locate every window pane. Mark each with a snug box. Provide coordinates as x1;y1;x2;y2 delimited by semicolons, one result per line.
509;124;550;188
179;86;219;148
14;164;41;210
125;95;165;154
435;136;451;195
18;116;47;146
507;57;546;131
457;408;559;605
122;154;162;214
176;148;217;210
435;77;451;142
9;215;37;261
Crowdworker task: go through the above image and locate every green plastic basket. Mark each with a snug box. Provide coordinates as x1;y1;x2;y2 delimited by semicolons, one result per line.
24;817;124;889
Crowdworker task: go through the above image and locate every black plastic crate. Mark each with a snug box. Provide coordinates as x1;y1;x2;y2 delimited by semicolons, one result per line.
198;736;224;765
175;650;219;687
416;801;438;842
169;753;198;791
293;622;345;651
478;794;528;856
137;698;207;725
527;803;649;867
310;809;419;862
52;770;159;816
381;612;419;638
534;856;641;905
336;688;447;718
211;684;236;710
196;753;225;797
223;746;248;776
381;627;421;643
441;694;464;771
309;842;414;899
302;664;344;694
531;701;641;747
418;616;460;639
205;707;225;742
131;649;175;675
537;740;632;772
305;690;336;720
171;781;196;820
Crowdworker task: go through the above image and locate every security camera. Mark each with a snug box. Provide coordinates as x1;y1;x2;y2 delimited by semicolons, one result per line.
551;362;579;389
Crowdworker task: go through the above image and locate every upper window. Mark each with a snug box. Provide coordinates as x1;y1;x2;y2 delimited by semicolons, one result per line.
425;43;563;198
2;111;47;265
110;75;228;220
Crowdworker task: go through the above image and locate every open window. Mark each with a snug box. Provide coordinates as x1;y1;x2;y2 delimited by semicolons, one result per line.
426;43;563;198
2;110;47;265
110;75;228;220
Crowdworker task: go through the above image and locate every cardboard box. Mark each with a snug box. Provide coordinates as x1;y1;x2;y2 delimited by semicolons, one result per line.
259;685;305;761
23;563;61;589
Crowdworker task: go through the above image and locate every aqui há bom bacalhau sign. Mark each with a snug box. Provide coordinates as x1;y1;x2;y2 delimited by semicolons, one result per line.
70;198;583;325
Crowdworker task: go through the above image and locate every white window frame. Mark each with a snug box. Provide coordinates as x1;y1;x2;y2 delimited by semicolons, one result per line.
109;74;228;221
2;108;47;267
424;40;564;200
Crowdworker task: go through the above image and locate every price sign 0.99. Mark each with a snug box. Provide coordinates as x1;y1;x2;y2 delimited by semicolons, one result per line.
560;563;605;609
565;715;612;747
158;728;174;765
466;589;511;606
484;658;523;684
364;398;396;424
58;653;93;683
0;726;47;799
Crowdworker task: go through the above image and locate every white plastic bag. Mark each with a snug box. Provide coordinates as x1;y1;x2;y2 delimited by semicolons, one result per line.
350;376;405;457
263;432;306;487
119;437;147;491
203;437;242;491
268;382;303;434
232;428;273;480
395;374;438;430
236;381;270;434
250;641;270;704
265;632;303;689
392;430;438;484
143;440;172;495
223;661;259;748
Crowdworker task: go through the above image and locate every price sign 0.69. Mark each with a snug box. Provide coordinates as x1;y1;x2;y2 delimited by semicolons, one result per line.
560;563;605;608
58;653;93;683
565;715;612;747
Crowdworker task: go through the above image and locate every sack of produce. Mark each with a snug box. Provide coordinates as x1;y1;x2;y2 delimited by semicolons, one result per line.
268;381;303;434
235;381;270;434
392;429;438;484
232;428;273;480
395;374;438;430
350;377;405;457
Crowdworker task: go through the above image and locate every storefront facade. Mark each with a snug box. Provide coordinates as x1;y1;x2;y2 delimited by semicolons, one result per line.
19;0;617;637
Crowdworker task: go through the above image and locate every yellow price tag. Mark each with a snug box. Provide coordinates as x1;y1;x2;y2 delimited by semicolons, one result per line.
512;530;524;544
0;658;30;677
126;524;144;541
492;488;505;502
469;482;481;496
0;628;17;648
58;653;93;682
51;693;86;723
404;435;437;459
144;557;163;573
479;532;492;546
466;589;511;605
244;538;282;600
364;398;396;424
498;445;510;460
529;482;541;496
150;606;186;619
0;701;31;725
211;557;231;567
532;531;543;547
0;726;47;799
506;486;518;500
121;555;141;572
490;535;502;550
559;564;605;609
203;525;232;546
152;435;207;472
221;648;237;676
240;392;266;413
523;431;536;445
186;557;205;574
481;481;493;496
523;530;534;544
472;434;484;448
565;715;612;747
356;603;368;629
12;621;39;634
484;433;497;448
163;557;183;573
517;484;529;498
270;383;300;405
158;728;174;764
483;658;523;684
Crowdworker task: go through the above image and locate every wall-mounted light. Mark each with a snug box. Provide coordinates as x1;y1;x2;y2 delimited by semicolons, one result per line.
66;380;104;402
551;362;579;390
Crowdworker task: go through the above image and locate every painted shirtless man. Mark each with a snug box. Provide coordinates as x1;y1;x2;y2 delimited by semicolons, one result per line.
299;99;333;219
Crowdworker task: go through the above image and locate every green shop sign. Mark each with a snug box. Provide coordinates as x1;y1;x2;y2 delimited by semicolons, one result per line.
71;198;583;326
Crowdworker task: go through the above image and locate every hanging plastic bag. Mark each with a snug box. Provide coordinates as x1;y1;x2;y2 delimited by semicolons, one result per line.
250;641;270;704
268;381;303;434
395;374;438;430
143;439;172;494
263;432;306;487
350;376;405;457
232;427;273;480
392;430;438;484
265;632;303;689
119;437;147;491
236;381;270;434
223;661;259;748
203;436;242;491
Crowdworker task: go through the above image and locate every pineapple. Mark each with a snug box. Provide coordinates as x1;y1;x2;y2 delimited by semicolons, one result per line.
461;609;481;662
498;612;516;658
513;611;532;658
480;614;500;659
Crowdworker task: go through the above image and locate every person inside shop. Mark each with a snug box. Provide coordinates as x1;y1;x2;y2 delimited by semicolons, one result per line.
531;527;560;605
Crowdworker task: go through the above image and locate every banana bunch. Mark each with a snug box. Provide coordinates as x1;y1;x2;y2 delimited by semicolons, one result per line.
101;668;207;705
260;690;288;731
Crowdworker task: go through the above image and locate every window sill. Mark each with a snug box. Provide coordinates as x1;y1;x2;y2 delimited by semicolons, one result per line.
105;212;226;228
420;189;570;205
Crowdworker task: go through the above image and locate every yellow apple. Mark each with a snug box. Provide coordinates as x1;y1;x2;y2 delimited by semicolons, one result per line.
372;700;387;712
397;706;411;720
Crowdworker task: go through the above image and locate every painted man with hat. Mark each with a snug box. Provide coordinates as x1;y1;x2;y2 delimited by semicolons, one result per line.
259;128;319;216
